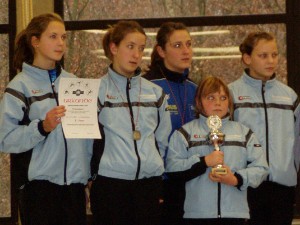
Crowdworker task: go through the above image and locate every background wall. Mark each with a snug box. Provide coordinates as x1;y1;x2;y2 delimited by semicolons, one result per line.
16;0;53;34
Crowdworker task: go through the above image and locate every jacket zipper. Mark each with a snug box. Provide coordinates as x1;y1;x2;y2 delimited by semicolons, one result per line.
51;81;68;185
217;182;221;218
126;78;141;180
261;83;269;180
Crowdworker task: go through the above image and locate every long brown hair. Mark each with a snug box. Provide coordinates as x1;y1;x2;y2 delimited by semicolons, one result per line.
13;13;64;71
240;32;276;64
150;22;189;68
102;20;146;61
195;76;233;118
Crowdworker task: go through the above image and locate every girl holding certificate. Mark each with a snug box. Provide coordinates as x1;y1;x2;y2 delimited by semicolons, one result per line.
0;13;93;225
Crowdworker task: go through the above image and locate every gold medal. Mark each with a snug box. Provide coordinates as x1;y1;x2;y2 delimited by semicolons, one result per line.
133;130;141;140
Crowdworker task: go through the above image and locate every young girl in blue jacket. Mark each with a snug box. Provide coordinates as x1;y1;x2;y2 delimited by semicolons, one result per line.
89;20;171;225
0;13;93;225
166;76;268;225
229;32;300;225
143;22;197;225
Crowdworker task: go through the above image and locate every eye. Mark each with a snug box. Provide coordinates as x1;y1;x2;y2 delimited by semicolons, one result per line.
172;43;182;48
220;96;227;101
127;44;134;49
138;46;145;52
186;41;192;48
50;34;56;39
61;34;67;41
272;52;278;58
258;53;268;59
207;96;214;101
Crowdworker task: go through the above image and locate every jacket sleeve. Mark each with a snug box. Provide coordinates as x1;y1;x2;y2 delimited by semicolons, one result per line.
155;92;171;157
235;129;269;191
294;101;300;172
0;91;45;153
165;129;207;182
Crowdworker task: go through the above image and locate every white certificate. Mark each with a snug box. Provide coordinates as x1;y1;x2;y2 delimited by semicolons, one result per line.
58;77;101;139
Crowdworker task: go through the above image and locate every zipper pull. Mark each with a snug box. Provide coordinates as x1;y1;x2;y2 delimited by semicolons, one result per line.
127;79;131;89
262;83;265;94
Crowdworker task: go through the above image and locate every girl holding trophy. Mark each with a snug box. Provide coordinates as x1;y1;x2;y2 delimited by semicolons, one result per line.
165;76;268;225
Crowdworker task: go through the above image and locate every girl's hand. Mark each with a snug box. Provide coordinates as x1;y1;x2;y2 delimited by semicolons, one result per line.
204;151;224;167
42;105;66;132
208;165;238;186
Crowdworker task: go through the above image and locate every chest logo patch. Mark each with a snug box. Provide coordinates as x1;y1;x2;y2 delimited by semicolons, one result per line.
238;96;251;100
31;89;43;94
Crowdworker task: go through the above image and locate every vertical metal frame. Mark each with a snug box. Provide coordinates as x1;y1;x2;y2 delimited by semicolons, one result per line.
0;0;17;224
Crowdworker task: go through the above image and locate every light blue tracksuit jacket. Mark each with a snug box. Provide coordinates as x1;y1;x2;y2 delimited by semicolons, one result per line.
229;71;299;186
0;63;93;185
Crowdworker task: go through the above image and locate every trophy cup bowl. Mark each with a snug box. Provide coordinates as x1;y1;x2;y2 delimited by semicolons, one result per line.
207;115;227;175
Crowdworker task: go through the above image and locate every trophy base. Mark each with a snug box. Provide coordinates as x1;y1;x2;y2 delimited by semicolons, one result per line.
212;167;227;175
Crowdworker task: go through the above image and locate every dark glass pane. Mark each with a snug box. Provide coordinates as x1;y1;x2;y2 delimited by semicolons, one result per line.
0;33;11;219
64;24;286;86
0;0;8;24
63;0;285;21
0;153;10;217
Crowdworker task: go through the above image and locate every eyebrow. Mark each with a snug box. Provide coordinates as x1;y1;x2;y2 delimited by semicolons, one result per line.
126;41;145;46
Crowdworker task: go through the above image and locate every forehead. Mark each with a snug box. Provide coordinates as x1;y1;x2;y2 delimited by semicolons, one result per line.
168;29;191;42
203;86;227;97
43;21;65;34
121;31;146;44
253;39;278;52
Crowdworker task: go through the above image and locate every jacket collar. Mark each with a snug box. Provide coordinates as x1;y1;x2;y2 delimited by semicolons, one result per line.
242;68;276;87
108;65;142;87
199;113;230;129
159;62;189;83
22;62;62;81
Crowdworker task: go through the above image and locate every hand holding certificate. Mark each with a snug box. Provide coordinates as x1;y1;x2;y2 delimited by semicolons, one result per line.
58;78;101;139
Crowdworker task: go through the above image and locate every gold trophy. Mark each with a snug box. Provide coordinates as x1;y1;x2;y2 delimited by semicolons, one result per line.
207;115;227;175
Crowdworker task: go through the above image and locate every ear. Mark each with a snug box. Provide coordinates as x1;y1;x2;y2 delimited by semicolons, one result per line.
110;42;118;56
31;36;39;48
157;46;166;59
242;53;251;66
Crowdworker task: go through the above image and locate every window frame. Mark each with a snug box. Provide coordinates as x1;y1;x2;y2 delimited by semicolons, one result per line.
0;0;17;224
54;0;300;97
5;1;300;224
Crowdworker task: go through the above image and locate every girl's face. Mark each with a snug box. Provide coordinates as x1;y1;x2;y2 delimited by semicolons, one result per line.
201;87;229;118
157;30;193;73
110;32;146;77
243;39;278;81
32;21;67;69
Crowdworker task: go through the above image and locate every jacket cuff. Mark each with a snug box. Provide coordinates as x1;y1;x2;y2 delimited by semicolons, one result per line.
88;174;97;182
38;120;50;137
234;172;243;190
200;156;208;168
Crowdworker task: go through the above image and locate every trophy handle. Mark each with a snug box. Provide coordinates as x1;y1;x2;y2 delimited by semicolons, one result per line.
212;140;227;175
213;142;220;151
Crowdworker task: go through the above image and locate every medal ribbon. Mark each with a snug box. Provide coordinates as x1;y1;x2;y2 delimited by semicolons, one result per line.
109;74;142;131
159;67;187;126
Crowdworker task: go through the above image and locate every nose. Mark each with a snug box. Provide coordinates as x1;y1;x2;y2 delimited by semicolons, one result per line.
182;44;191;54
268;55;275;63
133;49;141;59
215;98;221;105
58;37;65;45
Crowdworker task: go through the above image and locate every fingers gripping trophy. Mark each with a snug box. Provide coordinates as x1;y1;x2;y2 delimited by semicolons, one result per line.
207;115;227;175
